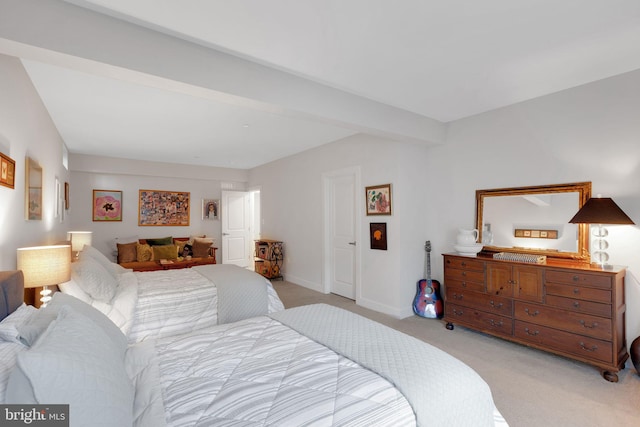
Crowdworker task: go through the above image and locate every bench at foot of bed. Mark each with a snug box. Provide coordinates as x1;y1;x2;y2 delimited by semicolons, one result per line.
121;256;216;272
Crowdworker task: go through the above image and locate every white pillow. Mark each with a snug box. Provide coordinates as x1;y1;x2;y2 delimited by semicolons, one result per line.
58;278;92;304
72;256;118;303
0;304;37;343
6;307;134;426
80;244;119;280
17;292;128;354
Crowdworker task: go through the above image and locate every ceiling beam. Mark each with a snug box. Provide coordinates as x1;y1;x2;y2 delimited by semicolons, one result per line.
0;0;446;145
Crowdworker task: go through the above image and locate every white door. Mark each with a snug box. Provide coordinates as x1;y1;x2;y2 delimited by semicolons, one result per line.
323;167;360;300
221;190;251;267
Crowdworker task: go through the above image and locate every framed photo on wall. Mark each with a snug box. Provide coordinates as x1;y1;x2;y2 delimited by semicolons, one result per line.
370;222;388;250
93;189;123;221
365;183;392;215
0;152;15;189
202;199;219;220
139;189;190;226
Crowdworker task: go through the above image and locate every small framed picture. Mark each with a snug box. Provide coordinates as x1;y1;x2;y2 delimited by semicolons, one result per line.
370;223;388;250
202;199;219;220
365;184;392;215
0;152;15;189
93;190;123;222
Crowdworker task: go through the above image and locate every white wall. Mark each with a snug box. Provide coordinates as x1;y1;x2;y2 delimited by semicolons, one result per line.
250;68;640;349
68;154;249;259
250;134;433;318
0;54;70;270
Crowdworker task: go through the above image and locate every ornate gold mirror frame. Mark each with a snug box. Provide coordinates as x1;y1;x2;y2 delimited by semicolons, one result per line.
476;182;592;260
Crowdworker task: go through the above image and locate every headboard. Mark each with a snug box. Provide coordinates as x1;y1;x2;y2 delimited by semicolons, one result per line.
0;270;24;321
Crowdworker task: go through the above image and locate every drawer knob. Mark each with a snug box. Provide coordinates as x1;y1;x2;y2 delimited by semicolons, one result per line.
524;308;540;317
452;293;463;300
573;288;580;295
489;319;504;328
524;328;539;336
461;282;467;288
573;301;580;308
579;320;598;329
461;262;466;267
572;275;580;282
452;308;464;316
489;300;504;309
579;342;598;352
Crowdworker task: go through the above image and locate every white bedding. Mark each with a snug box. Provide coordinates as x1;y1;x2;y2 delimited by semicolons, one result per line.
60;263;284;343
155;315;416;426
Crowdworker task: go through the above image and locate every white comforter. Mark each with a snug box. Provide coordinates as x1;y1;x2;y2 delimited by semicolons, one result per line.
60;266;284;343
154;315;416;426
132;305;507;427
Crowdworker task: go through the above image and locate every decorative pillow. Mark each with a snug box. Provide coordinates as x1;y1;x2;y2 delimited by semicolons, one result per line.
145;236;173;246
6;307;134;426
79;244;119;280
175;240;188;256
192;237;214;258
16;292;127;354
0;304;37;343
117;242;138;263
188;234;206;244
136;243;154;262
71;256;119;303
152;244;179;260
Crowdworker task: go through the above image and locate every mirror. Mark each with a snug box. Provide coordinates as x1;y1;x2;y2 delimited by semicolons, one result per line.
476;182;591;260
25;157;42;220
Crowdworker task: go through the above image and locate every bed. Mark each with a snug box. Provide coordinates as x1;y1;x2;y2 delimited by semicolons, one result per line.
0;270;508;426
58;245;284;342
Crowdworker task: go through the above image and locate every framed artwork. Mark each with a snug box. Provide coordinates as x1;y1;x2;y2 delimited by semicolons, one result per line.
139;189;190;226
64;182;70;210
25;157;42;220
0;152;15;189
202;199;219;220
366;183;392;215
370;222;388;250
93;190;123;222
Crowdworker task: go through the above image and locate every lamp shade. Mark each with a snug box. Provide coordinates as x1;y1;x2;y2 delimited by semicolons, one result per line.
17;245;71;288
568;198;635;225
67;231;93;252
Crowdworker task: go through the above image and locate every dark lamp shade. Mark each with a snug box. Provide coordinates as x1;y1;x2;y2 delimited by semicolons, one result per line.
569;198;635;225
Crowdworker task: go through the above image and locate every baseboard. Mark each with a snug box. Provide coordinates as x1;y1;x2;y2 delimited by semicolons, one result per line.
282;274;324;293
355;296;414;319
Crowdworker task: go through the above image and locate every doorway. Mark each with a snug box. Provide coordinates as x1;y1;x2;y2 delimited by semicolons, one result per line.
323;166;361;300
221;190;260;267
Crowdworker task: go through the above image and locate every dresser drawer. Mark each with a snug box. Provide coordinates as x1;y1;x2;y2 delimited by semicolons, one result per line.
545;282;611;304
446;303;513;336
446;288;512;316
514;302;612;341
515;320;612;364
444;256;485;272
545;295;611;318
444;277;485;292
445;268;485;284
545;270;611;289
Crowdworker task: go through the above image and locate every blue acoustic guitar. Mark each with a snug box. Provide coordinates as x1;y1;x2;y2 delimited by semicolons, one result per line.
413;241;443;318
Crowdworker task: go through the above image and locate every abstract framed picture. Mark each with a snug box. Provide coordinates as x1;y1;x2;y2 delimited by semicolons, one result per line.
0;152;15;189
202;199;219;220
93;190;122;222
139;189;190;226
370;222;388;250
365;183;392;215
64;182;70;210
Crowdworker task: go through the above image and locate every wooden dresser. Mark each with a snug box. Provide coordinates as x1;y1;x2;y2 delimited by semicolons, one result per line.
443;253;628;381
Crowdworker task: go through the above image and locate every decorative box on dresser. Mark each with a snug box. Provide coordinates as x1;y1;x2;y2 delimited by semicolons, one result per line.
443;253;628;382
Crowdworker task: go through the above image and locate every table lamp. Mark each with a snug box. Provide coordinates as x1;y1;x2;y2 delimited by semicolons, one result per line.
67;231;93;260
569;196;634;268
17;245;71;307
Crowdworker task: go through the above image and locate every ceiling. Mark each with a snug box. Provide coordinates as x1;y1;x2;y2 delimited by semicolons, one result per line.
6;0;640;169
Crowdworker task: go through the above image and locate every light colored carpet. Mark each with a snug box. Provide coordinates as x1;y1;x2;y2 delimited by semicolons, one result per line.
272;281;640;427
